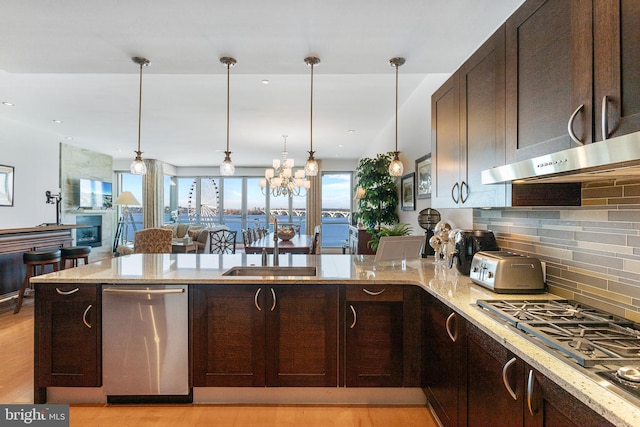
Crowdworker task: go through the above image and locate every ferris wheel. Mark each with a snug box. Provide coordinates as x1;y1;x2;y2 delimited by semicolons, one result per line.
187;178;220;226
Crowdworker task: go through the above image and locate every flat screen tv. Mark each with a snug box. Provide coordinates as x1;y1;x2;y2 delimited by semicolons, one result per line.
79;178;113;209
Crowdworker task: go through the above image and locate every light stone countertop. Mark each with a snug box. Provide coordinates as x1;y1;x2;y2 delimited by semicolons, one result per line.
32;253;640;426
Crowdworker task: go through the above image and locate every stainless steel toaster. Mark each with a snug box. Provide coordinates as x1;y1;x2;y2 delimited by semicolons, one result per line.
469;251;545;294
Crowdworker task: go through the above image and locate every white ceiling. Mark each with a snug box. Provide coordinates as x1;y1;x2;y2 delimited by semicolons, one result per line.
0;0;524;168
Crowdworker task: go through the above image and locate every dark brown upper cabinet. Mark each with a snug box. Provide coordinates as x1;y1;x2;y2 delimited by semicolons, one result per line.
505;0;593;162
432;26;507;208
594;0;640;141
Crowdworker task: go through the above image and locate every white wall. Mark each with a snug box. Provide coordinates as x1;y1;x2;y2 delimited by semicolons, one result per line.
0;117;61;228
358;73;473;234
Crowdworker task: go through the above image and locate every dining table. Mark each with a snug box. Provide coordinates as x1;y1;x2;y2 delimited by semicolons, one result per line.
244;234;314;254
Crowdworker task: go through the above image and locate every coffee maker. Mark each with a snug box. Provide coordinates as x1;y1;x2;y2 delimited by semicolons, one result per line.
448;230;499;275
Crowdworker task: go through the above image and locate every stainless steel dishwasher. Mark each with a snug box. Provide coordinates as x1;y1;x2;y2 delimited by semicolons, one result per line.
102;284;190;403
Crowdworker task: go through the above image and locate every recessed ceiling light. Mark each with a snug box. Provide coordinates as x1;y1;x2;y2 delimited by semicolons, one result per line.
2;101;14;106
338;144;343;148
261;79;270;85
52;119;63;124
347;129;355;134
65;136;73;140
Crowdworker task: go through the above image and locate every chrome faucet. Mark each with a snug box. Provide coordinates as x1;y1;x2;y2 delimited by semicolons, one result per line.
273;218;279;266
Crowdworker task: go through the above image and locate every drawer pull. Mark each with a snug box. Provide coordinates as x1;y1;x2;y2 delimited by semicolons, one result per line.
502;357;518;400
270;288;277;311
254;288;262;311
527;369;538;416
350;304;357;329
362;288;385;296
567;103;584;145
445;312;458;342
601;95;609;140
451;182;460;204
82;304;92;329
56;287;79;295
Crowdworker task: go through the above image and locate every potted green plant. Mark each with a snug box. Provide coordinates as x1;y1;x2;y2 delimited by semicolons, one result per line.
354;152;400;249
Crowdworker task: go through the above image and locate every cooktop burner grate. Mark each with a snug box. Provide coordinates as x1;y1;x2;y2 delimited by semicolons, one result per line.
476;299;640;367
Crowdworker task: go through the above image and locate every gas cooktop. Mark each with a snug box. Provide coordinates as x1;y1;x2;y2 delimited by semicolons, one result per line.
476;299;640;403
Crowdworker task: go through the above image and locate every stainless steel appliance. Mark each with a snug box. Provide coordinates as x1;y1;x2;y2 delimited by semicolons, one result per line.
482;130;640;184
476;299;640;406
102;284;190;403
448;230;499;276
469;251;545;293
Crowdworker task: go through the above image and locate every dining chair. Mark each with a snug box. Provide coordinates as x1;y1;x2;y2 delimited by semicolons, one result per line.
133;228;173;254
242;229;252;246
311;225;321;254
209;229;238;254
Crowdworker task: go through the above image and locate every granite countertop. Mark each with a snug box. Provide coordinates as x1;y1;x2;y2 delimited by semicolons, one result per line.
32;253;640;426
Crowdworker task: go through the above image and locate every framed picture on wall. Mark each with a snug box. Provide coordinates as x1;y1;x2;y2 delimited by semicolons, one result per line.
0;165;14;207
415;154;432;199
401;173;415;211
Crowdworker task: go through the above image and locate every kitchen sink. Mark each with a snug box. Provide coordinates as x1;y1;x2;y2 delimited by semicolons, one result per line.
222;266;317;277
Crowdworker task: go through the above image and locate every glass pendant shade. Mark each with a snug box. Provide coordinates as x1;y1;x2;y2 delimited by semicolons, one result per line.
388;151;404;176
304;155;319;176
220;153;235;176
130;155;147;175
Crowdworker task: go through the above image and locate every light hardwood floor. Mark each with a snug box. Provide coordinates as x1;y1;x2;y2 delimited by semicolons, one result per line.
0;298;437;427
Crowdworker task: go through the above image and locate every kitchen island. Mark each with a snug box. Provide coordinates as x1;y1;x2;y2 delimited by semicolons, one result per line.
31;253;640;427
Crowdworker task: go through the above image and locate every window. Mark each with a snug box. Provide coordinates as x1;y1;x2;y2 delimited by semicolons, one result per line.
117;173;144;242
118;174;311;242
321;172;352;248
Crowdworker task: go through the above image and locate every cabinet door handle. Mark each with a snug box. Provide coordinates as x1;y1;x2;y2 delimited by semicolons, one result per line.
451;182;460;204
567;104;584;145
82;304;92;329
254;288;262;311
349;304;357;329
56;287;79;295
270;288;277;311
527;369;538;416
502;357;518;401
445;312;458;342
362;288;385;296
602;95;609;140
460;181;469;204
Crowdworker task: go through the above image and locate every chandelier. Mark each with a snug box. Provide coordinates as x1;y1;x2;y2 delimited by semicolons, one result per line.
259;135;310;197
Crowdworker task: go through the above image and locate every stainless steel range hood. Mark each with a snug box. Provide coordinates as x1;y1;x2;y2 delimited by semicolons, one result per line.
481;131;640;184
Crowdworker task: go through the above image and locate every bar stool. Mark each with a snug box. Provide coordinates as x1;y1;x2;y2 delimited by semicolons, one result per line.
61;246;91;269
14;249;61;314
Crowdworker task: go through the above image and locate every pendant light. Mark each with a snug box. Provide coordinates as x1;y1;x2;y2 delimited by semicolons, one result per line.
219;56;237;176
388;57;406;177
130;56;150;175
304;56;320;176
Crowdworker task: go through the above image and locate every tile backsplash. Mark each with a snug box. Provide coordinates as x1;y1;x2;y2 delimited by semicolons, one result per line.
473;180;640;322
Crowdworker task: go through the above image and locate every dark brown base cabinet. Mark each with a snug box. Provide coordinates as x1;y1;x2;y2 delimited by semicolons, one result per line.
35;283;101;403
524;364;614;427
466;323;614;427
192;284;339;388
423;295;467;427
191;285;266;386
345;285;403;387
